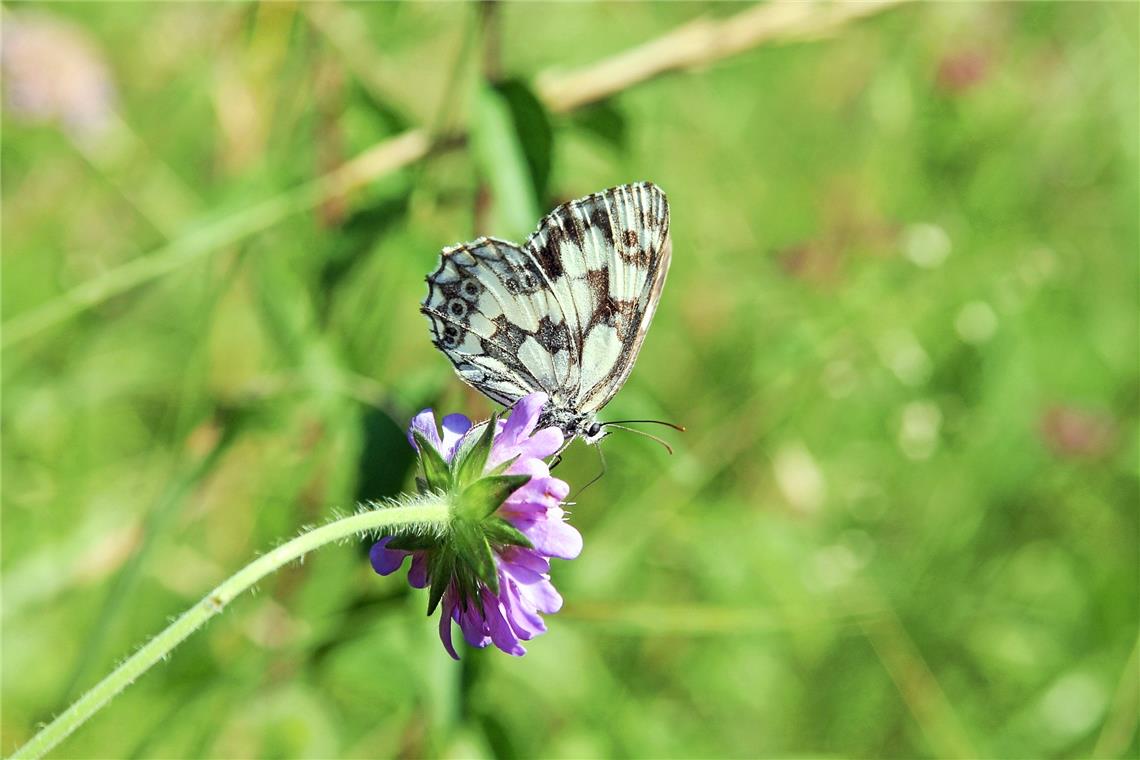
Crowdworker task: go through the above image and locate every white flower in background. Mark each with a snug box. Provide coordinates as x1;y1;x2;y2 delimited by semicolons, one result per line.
1;11;117;142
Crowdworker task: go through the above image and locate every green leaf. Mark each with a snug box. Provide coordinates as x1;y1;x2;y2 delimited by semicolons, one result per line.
493;79;553;203
353;406;417;506
483;518;534;550
451;520;498;593
451;414;497;489
471;84;541;240
456;474;531;521
413;431;451;491
567;100;628;152
426;549;453;616
321;196;410;303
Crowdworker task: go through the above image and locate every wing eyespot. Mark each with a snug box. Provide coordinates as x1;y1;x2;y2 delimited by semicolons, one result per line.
446;298;469;318
461;279;481;299
441;325;462;348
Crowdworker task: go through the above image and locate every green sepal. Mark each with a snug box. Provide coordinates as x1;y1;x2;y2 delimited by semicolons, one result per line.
483;518;534;550
415;476;429;494
454;571;480;612
386;533;439;552
426;549;453;616
413;431;451;491
452;414;498;489
451;519;498;593
456;474;531;521
448;419;486;464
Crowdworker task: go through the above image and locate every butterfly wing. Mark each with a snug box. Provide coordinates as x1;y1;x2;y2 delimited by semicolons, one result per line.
523;182;670;414
423;182;670;424
422;237;576;406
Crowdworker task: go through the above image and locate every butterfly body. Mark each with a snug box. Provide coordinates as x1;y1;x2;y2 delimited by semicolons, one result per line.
538;405;606;445
422;182;670;445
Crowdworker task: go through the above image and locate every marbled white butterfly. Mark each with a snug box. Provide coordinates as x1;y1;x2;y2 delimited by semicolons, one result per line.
422;182;671;446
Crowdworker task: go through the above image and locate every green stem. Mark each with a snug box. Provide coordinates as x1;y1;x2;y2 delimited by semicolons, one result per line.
11;499;450;760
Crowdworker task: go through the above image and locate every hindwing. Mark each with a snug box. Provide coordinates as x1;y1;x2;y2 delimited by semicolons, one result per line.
423;238;576;405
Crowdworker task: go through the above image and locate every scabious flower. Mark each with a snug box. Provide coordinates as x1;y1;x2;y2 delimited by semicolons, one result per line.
371;392;582;658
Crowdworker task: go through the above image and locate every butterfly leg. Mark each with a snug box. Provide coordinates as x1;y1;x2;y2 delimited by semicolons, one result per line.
570;444;607;499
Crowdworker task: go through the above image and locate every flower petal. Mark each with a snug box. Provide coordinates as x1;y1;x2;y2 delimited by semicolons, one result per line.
439;596;460;660
408;552;429;589
500;577;547;640
506;457;549;479
499;546;551;575
498;392;547;447
501;560;564;614
514;427;564;461
516;575;564;614
519;514;583;560
439;414;472;461
369;537;409;576
458;603;491;649
407;408;442;453
503;474;567;507
500;476;581;560
482;589;526;656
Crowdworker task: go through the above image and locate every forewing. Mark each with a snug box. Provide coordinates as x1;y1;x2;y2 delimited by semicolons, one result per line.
422;238;576;406
523;182;671;413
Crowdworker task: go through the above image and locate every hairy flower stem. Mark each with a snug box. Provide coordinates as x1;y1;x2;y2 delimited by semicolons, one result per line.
12;500;450;760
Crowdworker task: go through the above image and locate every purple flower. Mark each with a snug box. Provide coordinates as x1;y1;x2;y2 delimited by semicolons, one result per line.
371;392;581;659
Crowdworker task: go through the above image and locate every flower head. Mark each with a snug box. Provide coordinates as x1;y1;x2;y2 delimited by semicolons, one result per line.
371;392;582;658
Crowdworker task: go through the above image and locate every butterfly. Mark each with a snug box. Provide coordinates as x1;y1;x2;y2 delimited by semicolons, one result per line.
421;182;671;446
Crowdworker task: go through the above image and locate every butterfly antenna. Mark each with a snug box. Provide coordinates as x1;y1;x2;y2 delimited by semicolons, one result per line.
603;419;687;433
604;424;675;455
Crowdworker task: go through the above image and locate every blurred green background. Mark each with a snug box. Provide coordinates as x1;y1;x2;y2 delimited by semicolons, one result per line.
2;2;1137;758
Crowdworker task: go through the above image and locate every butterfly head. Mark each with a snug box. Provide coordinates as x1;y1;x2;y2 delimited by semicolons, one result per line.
537;405;608;446
583;420;608;445
540;406;683;452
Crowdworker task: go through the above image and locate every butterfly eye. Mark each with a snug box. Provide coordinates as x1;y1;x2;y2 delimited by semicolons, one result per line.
447;298;468;318
461;279;481;299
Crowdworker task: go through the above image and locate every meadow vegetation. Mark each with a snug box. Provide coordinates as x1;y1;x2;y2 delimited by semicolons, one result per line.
2;3;1137;757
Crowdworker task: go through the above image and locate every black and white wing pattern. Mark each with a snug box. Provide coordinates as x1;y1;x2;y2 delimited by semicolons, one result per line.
421;182;670;440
